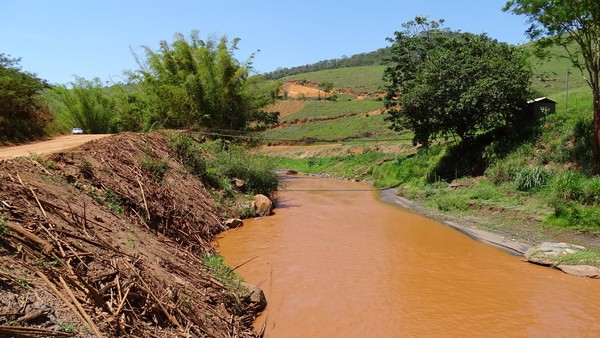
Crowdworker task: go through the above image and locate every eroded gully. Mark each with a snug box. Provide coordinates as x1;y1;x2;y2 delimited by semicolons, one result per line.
215;174;600;337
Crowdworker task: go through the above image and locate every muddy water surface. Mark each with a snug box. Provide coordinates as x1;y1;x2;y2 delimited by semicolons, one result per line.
216;175;600;337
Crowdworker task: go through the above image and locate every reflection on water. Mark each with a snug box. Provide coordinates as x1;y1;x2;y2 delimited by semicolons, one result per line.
216;175;600;337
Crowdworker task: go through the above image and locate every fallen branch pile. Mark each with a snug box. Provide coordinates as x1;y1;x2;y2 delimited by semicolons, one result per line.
0;132;262;337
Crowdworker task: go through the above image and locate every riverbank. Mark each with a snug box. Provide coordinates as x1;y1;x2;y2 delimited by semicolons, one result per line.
285;171;600;278
378;188;530;256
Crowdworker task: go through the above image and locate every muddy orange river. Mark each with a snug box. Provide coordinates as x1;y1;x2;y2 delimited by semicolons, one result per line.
216;174;600;337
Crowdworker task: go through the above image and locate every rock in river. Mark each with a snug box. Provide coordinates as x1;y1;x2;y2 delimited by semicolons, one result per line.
252;194;273;217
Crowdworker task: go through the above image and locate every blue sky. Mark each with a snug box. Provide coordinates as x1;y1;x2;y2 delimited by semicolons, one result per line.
0;0;530;85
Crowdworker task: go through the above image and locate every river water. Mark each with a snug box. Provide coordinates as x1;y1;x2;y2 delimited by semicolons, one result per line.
216;174;600;337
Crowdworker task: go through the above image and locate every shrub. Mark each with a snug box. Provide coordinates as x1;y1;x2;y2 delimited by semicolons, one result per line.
581;177;600;205
514;166;552;191
203;254;248;296
433;192;469;212
469;180;501;200
215;149;278;196
169;134;207;177
550;170;584;202
546;200;600;230
139;156;169;181
201;141;278;196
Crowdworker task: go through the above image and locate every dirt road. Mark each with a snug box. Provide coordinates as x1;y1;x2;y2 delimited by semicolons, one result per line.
0;134;111;159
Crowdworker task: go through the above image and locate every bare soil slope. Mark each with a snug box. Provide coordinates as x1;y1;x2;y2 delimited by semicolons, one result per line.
0;132;262;337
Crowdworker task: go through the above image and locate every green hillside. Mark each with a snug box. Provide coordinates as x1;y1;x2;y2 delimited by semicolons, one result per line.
527;42;589;96
279;99;383;123
264;114;403;142
286;65;387;94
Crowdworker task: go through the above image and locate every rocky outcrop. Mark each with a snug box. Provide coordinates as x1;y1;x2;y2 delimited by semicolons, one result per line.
252;194;273;217
525;242;586;266
556;264;600;279
525;242;600;279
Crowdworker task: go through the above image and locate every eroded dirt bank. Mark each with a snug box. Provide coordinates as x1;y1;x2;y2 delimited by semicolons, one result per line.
0;132;262;337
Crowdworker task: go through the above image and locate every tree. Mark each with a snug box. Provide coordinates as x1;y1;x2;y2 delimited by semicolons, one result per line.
47;77;115;134
383;17;448;147
504;0;600;172
318;81;334;100
130;31;266;131
384;17;532;148
0;54;50;143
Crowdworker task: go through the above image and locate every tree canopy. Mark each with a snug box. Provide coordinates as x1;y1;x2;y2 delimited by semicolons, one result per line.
384;17;532;147
0;54;50;143
47;77;116;134
503;0;600;172
130;31;269;131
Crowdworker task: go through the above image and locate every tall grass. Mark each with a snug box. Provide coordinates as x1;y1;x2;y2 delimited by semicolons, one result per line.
514;166;553;191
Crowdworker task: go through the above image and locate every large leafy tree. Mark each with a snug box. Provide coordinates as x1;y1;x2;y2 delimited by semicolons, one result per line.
47;77;115;134
384;17;532;148
503;0;600;172
0;54;51;143
131;31;266;131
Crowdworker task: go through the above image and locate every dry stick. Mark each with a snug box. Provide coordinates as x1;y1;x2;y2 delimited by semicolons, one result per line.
16;173;24;186
38;224;66;258
49;199;112;232
231;256;258;271
114;286;131;317
30;158;52;176
29;187;47;218
131;208;151;230
129;264;183;332
257;314;268;338
0;325;72;337
137;178;150;220
5;222;53;254
58;276;104;338
36;271;88;329
15;309;46;323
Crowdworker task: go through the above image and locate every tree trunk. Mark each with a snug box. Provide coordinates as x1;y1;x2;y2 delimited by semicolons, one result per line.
593;94;600;174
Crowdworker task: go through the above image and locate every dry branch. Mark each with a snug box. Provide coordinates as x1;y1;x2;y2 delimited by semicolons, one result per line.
6;222;53;254
59;276;104;338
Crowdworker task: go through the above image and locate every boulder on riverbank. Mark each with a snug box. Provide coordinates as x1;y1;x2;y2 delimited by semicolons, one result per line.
525;242;586;266
556;264;600;279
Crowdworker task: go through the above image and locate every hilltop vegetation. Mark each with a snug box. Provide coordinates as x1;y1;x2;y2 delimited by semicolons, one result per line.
263;47;391;80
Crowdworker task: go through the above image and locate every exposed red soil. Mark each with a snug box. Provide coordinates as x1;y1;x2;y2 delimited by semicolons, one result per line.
0;135;111;160
0;132;263;337
265;101;307;118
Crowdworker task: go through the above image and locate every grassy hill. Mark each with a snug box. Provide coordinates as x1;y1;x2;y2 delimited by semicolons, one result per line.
285;65;387;94
527;42;589;97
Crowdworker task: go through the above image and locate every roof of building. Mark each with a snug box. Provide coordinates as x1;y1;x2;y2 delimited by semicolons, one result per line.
527;97;557;104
